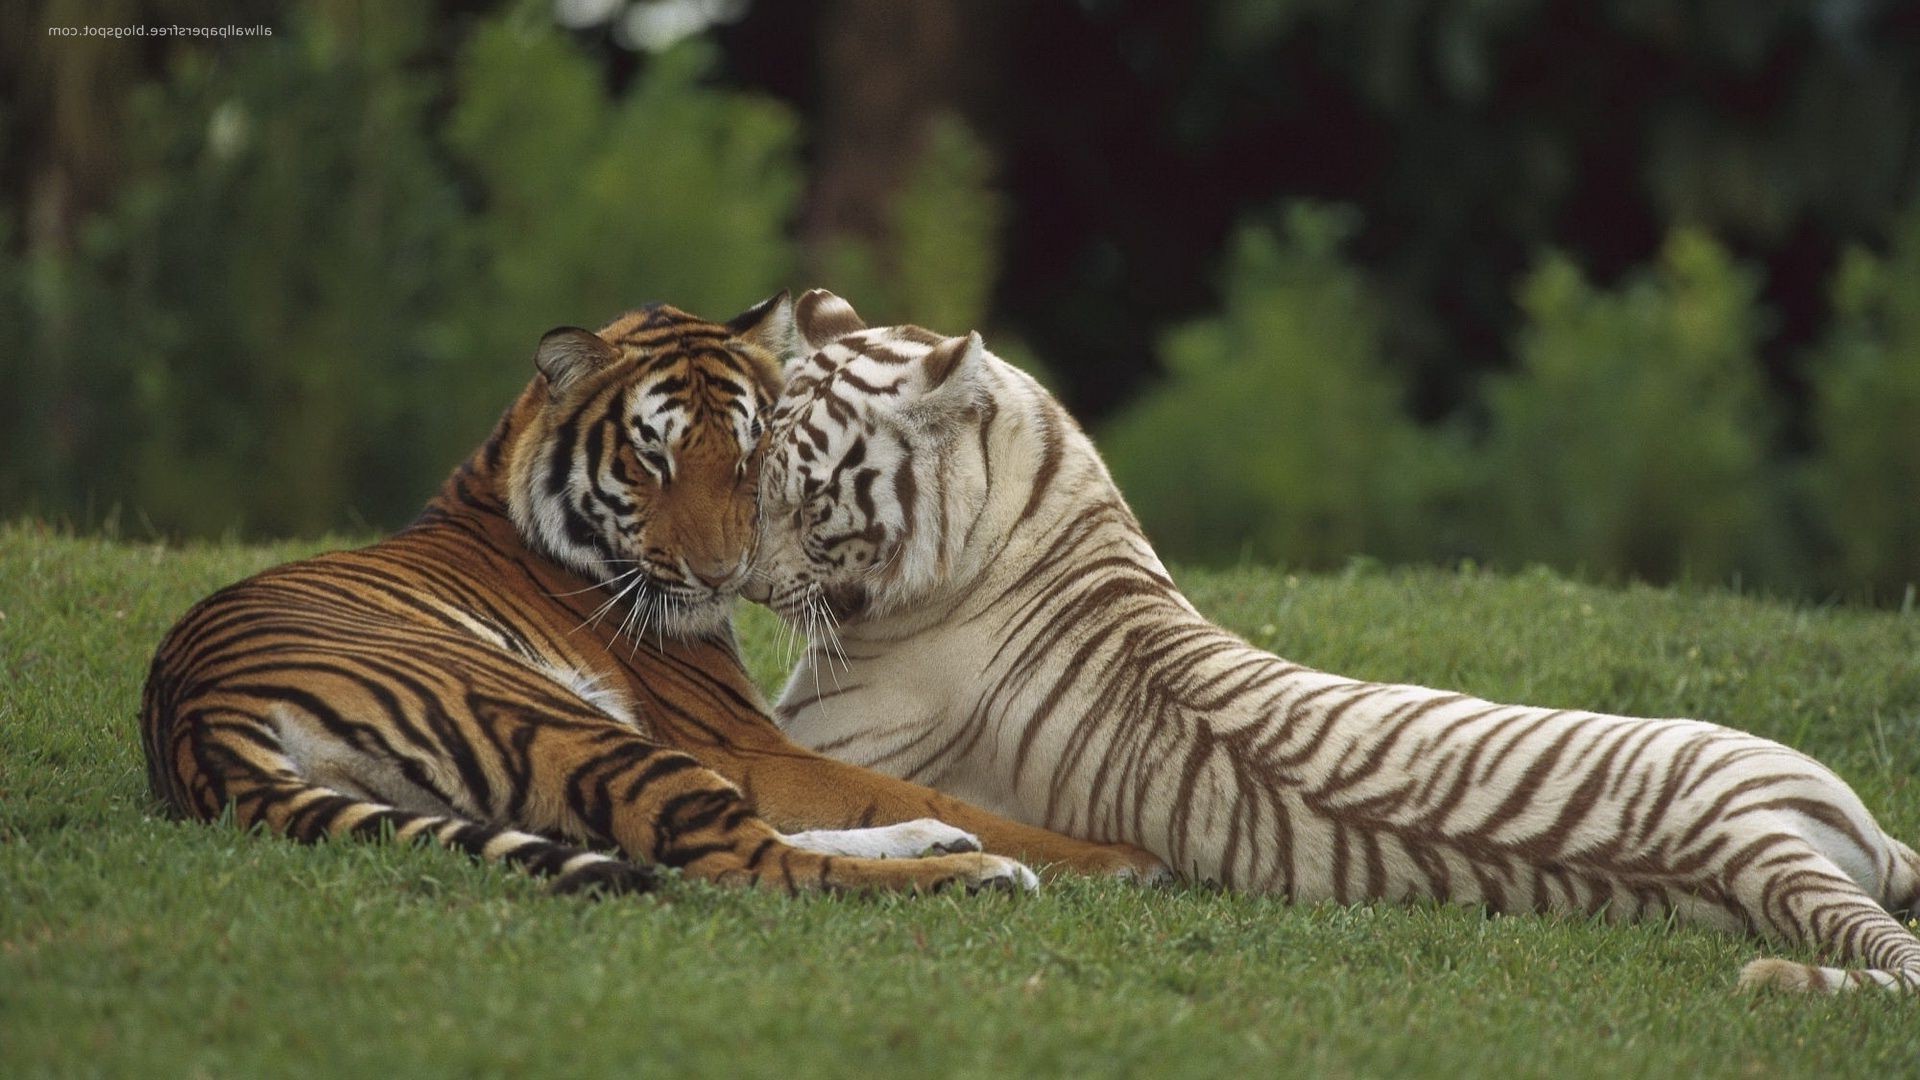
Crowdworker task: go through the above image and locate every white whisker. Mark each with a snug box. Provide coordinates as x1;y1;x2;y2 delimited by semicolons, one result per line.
572;572;648;636
815;595;851;678
552;564;644;603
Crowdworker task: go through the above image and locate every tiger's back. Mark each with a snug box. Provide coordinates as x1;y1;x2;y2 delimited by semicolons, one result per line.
140;533;664;892
143;528;618;824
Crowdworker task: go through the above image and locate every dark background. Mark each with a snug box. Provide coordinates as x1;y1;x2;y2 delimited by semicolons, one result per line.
6;0;1918;600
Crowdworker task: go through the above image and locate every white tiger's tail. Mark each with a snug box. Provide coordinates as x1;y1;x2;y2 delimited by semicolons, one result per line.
1888;836;1920;919
1739;957;1920;992
1739;836;1920;993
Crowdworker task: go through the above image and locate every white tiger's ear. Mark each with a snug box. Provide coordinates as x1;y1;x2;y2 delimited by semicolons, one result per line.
725;289;798;362
535;326;619;401
795;289;868;351
907;331;989;423
923;331;984;391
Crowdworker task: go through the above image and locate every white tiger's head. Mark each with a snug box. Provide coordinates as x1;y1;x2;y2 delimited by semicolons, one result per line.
745;289;1001;625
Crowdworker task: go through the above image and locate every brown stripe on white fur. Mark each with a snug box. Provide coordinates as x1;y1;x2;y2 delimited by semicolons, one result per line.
753;291;1920;993
795;288;869;350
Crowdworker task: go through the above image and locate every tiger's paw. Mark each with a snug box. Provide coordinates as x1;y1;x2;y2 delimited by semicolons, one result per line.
962;854;1041;894
1078;842;1172;884
1115;858;1174;885
782;818;982;860
1738;958;1835;993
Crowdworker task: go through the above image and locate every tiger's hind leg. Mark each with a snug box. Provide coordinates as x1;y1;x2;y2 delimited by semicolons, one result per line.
1879;834;1920;920
159;707;655;895
1730;837;1920;993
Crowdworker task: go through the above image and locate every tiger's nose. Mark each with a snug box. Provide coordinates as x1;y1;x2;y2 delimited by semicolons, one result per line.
685;556;739;590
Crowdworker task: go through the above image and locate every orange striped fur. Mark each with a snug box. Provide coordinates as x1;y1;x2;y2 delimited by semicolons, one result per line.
141;295;1162;896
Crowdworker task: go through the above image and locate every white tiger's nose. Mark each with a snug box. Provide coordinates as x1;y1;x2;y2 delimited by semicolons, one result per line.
740;576;773;603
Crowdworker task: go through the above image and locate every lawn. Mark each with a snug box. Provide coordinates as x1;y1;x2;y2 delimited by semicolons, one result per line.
3;521;1918;1077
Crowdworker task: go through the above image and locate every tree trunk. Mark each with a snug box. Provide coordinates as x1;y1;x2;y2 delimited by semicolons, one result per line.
802;0;1008;269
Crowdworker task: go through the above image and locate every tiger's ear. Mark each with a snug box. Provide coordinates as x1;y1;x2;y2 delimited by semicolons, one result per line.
725;290;798;360
924;331;986;391
535;326;618;401
795;288;867;351
907;331;989;423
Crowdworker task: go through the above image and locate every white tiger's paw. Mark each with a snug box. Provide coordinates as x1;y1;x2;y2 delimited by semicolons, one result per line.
1737;958;1837;993
781;818;982;859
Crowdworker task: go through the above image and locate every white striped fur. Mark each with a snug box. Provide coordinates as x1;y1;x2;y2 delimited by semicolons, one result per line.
748;290;1920;993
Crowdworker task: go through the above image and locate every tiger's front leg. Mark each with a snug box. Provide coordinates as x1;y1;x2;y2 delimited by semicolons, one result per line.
459;698;1037;894
692;738;1168;882
780;818;987;859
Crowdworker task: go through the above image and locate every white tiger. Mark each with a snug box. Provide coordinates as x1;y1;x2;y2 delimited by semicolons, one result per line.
743;288;1920;993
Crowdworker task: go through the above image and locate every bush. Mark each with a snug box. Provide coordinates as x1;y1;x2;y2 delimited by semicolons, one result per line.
13;6;464;537
440;21;803;448
813;112;1004;333
1805;207;1920;600
1477;230;1780;585
0;8;803;537
805;113;1057;382
1101;203;1462;567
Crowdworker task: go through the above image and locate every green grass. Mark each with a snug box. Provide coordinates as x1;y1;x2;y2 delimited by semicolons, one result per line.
4;521;1919;1077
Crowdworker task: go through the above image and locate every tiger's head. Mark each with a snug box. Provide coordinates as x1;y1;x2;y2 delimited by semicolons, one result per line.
746;289;1003;626
505;294;795;636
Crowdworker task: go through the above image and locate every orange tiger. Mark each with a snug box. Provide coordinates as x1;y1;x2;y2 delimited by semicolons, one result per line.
140;294;1163;895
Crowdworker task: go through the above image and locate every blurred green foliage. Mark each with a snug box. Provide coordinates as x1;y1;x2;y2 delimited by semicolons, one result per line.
1478;231;1779;586
4;6;465;537
4;2;1919;604
809;112;1056;385
1104;205;1463;567
1105;209;1919;601
1;5;803;536
815;113;1004;335
1806;208;1920;602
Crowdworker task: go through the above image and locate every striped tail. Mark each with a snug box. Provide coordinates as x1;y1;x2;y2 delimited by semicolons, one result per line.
1886;836;1920;921
1738;835;1920;994
1738;958;1920;993
293;794;659;897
